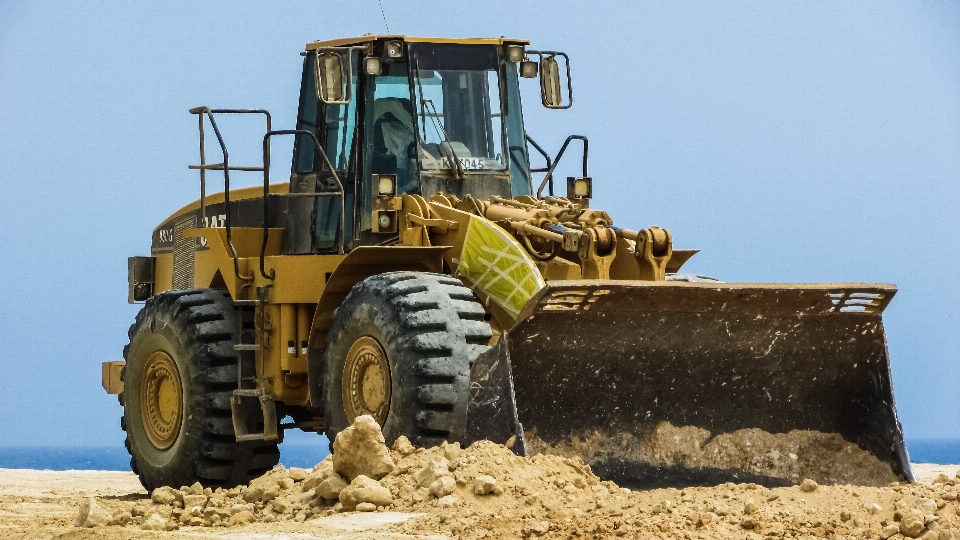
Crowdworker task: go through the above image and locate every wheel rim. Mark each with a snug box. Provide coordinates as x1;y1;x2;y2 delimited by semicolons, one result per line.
342;336;391;425
140;351;183;450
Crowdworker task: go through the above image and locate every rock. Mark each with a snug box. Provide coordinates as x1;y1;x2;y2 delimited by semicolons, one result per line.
697;512;716;526
412;487;430;503
302;458;335;492
271;499;288;514
279;477;295;490
920;530;940;540
262;486;280;503
332;415;395;481
317;474;349;500
523;519;550;536
356;502;377;512
443;441;462;463
228;511;256;526
141;513;167;531
392;435;415;456
840;509;851;521
429;476;456;498
229;503;254;515
743;499;758;514
437;494;459;508
74;497;112;528
880;523;901;539
474;475;498;495
182;494;207;509
243;486;264;503
741;517;755;529
151;486;180;506
339;475;393;511
943;491;958;501
799;478;818;492
289;467;309;481
915;498;939;513
415;457;451;488
934;474;951;484
185;482;204;496
300;489;317;504
866;502;883;514
108;509;132;526
901;510;926;538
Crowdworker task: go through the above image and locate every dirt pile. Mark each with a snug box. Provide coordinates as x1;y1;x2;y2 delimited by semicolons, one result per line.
67;415;959;539
526;421;901;486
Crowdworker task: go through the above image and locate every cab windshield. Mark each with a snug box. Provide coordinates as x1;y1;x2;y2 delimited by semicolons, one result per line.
409;44;506;175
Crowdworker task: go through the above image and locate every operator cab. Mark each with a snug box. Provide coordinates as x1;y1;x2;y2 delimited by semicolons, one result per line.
286;36;542;254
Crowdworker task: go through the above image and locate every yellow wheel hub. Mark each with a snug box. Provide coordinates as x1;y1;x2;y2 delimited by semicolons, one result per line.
342;336;391;425
140;351;183;450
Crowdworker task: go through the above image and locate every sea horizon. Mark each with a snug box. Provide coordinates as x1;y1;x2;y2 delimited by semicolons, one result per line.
0;439;957;472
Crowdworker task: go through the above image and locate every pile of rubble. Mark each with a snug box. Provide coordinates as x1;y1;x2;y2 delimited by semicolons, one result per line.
74;415;960;539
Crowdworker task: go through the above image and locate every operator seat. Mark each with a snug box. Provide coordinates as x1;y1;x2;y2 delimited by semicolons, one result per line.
372;97;417;193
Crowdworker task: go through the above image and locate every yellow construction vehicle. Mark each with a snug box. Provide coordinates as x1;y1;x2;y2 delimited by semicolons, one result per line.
103;35;911;491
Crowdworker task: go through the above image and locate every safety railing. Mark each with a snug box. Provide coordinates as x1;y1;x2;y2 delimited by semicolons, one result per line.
259;130;345;280
189;107;271;284
536;135;589;198
189;109;346;285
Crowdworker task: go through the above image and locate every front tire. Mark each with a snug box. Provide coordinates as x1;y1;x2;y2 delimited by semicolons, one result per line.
323;272;492;448
121;289;280;491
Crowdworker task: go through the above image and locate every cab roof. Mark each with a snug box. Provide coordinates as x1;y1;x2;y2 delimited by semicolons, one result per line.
305;35;530;50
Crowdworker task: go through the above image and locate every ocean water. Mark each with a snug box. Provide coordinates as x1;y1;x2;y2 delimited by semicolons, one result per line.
0;441;330;471
1;439;957;472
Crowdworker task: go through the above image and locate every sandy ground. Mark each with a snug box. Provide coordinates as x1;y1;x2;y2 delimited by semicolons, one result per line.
1;463;957;540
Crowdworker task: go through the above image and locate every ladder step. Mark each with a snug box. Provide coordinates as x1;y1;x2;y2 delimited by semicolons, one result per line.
233;389;264;397
234;300;261;306
235;433;269;442
234;344;261;351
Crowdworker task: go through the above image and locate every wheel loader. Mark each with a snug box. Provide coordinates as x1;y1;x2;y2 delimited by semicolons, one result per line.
102;35;912;491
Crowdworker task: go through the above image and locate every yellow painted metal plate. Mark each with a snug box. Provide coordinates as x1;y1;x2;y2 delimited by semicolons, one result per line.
457;217;545;320
306;35;530;50
101;361;125;394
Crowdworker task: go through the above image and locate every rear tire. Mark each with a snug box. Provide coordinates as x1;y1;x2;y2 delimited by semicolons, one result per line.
323;272;492;448
121;289;280;491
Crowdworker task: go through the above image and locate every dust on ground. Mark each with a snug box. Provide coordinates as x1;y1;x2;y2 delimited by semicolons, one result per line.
1;417;957;540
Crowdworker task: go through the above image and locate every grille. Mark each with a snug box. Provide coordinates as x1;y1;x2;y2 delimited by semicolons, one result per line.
172;216;196;289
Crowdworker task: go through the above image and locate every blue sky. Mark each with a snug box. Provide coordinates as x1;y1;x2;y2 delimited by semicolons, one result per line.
0;1;957;449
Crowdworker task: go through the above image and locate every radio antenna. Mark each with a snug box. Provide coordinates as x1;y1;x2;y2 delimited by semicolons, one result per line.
377;0;391;34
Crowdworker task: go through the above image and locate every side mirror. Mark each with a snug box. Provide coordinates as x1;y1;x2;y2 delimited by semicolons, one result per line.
315;51;347;103
540;55;562;108
528;51;572;109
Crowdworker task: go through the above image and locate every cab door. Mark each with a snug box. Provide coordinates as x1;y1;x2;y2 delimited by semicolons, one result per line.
286;50;359;254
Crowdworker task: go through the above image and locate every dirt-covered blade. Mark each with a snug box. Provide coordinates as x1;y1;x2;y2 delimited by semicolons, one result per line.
465;281;911;488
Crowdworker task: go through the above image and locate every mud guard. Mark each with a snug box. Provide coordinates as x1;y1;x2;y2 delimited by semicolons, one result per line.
465;280;912;488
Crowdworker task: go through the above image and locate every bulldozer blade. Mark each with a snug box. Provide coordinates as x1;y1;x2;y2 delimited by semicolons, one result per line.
465;280;912;489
